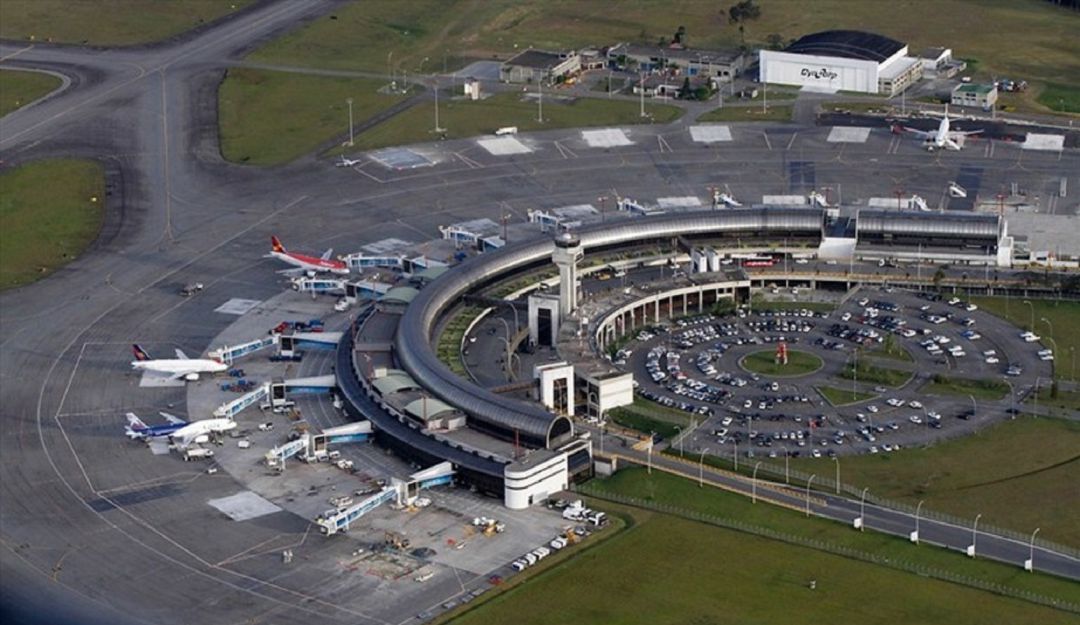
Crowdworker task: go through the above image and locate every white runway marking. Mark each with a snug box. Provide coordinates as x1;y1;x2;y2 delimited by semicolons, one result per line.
581;128;633;148
688;124;733;143
138;370;185;388
476;136;532;155
827;127;872;143
208;491;282;522
368;147;435;170
656;196;703;209
214;298;262;315
1022;133;1064;151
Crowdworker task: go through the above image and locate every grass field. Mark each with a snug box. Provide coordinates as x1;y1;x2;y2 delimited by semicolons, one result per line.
818;385;876;406
436;306;483;378
450;512;1076;625
869;335;913;362
697;104;793;123
344;91;682;152
0;159;104;290
924;375;1010;401
970;296;1080;381
1036;82;1080;114
218;68;408;166
0;69;61;117
742;349;823;377
0;0;255;46
839;359;913;388
610;398;693;440
247;1;1079;98
1030;387;1080;414
791;415;1080;546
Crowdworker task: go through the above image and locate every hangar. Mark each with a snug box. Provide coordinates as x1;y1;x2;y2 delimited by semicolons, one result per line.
759;30;923;95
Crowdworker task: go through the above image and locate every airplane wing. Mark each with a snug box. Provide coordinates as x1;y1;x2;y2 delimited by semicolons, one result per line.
174;348;190;360
955;129;983;136
320;248;334;261
160;411;186;425
168;370;193;380
901;126;934;140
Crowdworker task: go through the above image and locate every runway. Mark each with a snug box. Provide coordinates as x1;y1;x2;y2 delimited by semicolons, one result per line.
1;2;1079;622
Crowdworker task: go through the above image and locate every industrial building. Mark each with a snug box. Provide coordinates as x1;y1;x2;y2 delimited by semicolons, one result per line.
608;42;747;82
952;83;999;111
759;30;923;95
500;49;581;84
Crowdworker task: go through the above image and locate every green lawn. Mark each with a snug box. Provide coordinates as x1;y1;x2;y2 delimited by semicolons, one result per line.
345;91;682;152
839;359;913;388
450;512;1076;625
0;159;104;290
246;1;1079;99
0;69;61;117
1030;387;1080;415
608;410;682;441
791;416;1080;546
741;349;823;377
698;104;793;123
970;296;1080;381
818;385;877;406
0;0;255;45
924;375;1010;401
437;306;483;378
1036;82;1080;114
218;68;408;166
869;335;913;362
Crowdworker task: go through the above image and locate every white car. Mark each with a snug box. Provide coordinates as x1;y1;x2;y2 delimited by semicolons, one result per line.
908;400;923;409
841;312;852;322
867;405;879;413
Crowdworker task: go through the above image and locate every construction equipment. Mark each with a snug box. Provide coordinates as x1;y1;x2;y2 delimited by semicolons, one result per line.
384;531;410;550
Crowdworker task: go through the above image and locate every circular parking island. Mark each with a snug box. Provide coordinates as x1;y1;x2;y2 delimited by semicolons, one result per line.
740;349;824;378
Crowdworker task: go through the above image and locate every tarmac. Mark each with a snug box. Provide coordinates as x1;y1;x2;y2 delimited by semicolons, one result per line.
1;1;1079;622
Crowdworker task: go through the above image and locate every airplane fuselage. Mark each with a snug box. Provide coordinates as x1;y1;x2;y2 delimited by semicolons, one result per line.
270;251;350;275
131;359;228;380
170;418;237;446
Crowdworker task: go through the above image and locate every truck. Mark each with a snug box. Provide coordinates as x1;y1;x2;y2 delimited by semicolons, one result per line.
180;282;204;297
183;447;215;461
494;126;518;136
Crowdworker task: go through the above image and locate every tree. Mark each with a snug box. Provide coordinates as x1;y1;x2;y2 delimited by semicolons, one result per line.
765;33;784;50
933;267;945;289
678;77;692;99
674;25;687;46
729;0;762;23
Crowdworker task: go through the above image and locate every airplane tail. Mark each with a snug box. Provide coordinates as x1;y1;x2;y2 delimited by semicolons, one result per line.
126;412;148;431
271;235;286;254
132;344;152;361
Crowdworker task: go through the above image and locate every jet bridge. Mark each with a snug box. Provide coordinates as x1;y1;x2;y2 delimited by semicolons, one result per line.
214;382;270;418
265;434;311;471
316;486;400;535
208;335;278;364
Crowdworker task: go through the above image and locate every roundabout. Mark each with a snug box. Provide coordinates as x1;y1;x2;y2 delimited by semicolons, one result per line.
740;348;824;378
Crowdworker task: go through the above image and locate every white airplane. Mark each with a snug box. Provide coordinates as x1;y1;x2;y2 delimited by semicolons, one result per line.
336;155;361;167
131;344;228;381
168;417;237;449
897;105;983;151
125;411;188;440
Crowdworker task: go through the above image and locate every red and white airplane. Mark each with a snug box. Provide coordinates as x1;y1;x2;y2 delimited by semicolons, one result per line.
267;236;349;275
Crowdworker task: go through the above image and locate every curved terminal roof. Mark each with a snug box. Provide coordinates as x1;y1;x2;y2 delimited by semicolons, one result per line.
372;373;421;396
405;397;457;421
856;210;1000;239
395;208;824;448
785;30;904;63
383;286;419;304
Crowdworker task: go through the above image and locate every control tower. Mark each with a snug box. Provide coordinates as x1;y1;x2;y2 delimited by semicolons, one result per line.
551;231;583;317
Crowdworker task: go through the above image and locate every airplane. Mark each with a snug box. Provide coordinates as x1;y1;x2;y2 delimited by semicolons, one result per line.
895;105;983;151
125;411;188;440
266;235;350;276
336;155;361;167
168;417;237;449
130;344;228;381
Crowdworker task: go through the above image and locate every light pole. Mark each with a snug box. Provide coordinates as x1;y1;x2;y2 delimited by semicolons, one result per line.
831;456;840;494
859;487;869;532
699;447;709;487
780;445;790;483
346;98;354;146
1041;317;1054;347
752;461;763;503
913;499;924;544
970;513;982;558
675;426;684;457
433;76;445;133
1034;376;1041;416
968;395;977;421
1022;299;1034;332
387;51;394;90
733;440;738;472
805;474;816;517
536;79;544;123
1027;528;1041;572
1071;346;1076;381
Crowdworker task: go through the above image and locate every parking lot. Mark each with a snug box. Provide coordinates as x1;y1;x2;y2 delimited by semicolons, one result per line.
613;286;1050;460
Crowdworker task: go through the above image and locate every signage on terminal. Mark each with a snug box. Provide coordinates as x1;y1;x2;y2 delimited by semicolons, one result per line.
801;67;838;80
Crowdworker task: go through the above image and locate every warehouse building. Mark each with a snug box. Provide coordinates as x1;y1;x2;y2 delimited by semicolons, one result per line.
500;49;581;84
608;42;747;82
952;83;998;111
759;30;922;95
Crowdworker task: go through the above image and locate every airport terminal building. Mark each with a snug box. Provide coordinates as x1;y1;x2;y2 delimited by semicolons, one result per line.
759;30;923;95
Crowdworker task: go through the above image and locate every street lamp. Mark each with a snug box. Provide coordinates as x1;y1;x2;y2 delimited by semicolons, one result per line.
1027;528;1041;572
913;499;925;544
859;487;870;532
675;425;684;457
345;98;354;146
1071;346;1076;382
1040;317;1054;346
779;444;791;483
733;440;738;471
1022;299;1034;332
968;395;976;421
831;456;840;494
752;461;763;503
805;474;816;517
698;447;710;487
970;513;982;558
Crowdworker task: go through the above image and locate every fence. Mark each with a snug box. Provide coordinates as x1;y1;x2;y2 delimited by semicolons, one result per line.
577;485;1080;615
